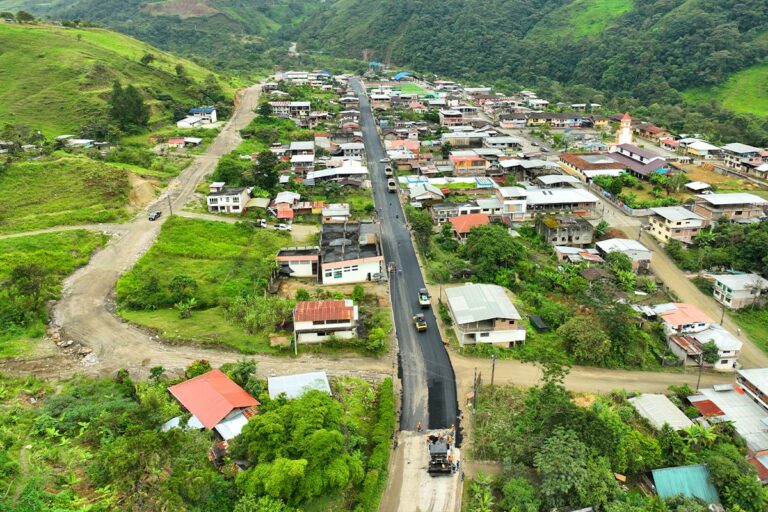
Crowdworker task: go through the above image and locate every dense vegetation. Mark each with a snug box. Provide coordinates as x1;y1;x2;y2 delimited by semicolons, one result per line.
470;370;767;511
0;22;234;136
0;230;107;356
0;157;130;234
0;365;394;511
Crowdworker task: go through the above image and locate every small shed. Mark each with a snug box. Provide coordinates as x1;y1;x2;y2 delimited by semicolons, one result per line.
651;464;720;505
268;371;332;400
628;393;693;430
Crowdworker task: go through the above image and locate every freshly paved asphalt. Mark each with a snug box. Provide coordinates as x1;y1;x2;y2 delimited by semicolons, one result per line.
351;79;459;433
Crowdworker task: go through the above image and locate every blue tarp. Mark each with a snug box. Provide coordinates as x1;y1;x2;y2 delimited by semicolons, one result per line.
393;72;412;81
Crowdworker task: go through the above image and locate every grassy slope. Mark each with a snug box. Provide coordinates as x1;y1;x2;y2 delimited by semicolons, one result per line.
684;63;768;116
527;0;634;39
0;230;108;355
0;156;130;234
0;23;232;135
116;216;291;353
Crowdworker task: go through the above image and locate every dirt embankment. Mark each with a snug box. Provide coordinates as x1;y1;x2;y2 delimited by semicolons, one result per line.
127;172;159;210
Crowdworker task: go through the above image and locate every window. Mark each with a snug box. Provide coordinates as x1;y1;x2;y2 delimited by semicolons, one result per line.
233;197;240;203
324;271;333;278
479;333;490;338
720;359;728;365
334;271;342;279
209;198;218;204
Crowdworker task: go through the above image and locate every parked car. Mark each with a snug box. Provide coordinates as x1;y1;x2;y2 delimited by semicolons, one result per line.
148;211;162;221
413;313;427;332
275;223;292;231
254;218;267;228
380;157;391;163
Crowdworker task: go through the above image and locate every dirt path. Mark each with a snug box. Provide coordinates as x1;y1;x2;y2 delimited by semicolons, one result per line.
0;224;129;240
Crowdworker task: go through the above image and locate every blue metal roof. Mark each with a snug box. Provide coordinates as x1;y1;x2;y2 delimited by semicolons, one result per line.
651;464;720;504
189;107;215;114
393;72;412;81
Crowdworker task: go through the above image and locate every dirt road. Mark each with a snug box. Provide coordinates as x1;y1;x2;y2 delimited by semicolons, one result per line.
0;224;129;240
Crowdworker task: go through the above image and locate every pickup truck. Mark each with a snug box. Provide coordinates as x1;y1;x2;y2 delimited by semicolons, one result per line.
384;166;394;177
413;313;427;332
418;288;430;308
387;179;397;193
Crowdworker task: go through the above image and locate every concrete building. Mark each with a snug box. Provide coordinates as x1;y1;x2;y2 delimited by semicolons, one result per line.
535;215;594;247
495;186;527;222
524;188;599;217
692;193;767;224
668;325;742;371
206;183;249;214
319;222;384;284
276;247;320;278
595;238;652;271
293;300;358;344
712;273;768;309
445;283;526;348
648;207;705;245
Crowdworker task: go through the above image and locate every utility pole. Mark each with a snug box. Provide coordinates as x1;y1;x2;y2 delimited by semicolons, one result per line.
720;304;726;325
472;367;478;411
490;354;496;389
167;194;173;216
696;352;703;391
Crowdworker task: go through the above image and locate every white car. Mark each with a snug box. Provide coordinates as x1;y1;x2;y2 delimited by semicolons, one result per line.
380;157;391;163
275;223;292;231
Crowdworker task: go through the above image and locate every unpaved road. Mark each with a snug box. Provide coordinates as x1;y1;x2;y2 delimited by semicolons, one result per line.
1;83;390;382
0;224;129;240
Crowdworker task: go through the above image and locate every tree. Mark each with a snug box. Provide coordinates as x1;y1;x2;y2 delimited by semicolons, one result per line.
595;219;610;239
463;224;526;283
441;141;453;159
351;284;365;304
407;207;434;254
169;275;198;302
499;478;540;512
701;340;719;365
234;495;298;512
557;316;612;366
295;288;311;301
252;151;279;192
108;81;150;132
15;10;34;23
149;366;165;382
706;446;767;511
658;424;690;467
200;74;225;103
468;472;495;512
258;103;273;117
682;424;717;451
140;53;156;66
6;263;53;312
186;359;212;378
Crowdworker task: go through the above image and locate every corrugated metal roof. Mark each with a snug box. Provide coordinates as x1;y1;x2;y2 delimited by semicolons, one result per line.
651;465;720;504
629;394;693;430
168;369;259;430
268;371;332;400
695;387;768;452
294;300;356;322
445;284;521;324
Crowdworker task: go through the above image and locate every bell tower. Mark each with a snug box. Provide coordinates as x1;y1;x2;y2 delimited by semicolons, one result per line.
616;112;633;145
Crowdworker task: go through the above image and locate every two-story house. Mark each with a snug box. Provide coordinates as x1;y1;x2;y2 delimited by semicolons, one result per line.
495;186;527;222
535;215;594;247
721;143;764;172
439;109;464;127
449;151;488;176
648;207;704;244
692;193;767;224
207;182;249;214
595;238;652;272
669;325;742;371
445;283;526;348
293;300;358;344
712;273;768;309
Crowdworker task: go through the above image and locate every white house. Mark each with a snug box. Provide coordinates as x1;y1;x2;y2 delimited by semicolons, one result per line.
338;142;365;158
188;107;217;124
293;300;358;344
320;222;383;285
445;283;526;348
276;246;320;278
409;183;445;203
495;186;527;221
595;238;652;271
656;303;714;335
668;325;742;371
207;184;249;214
712;273;768;309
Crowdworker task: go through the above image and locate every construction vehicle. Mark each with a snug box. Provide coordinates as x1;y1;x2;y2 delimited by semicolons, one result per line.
426;427;459;476
418;288;430;308
384;166;394;177
387;179;397;192
413;313;427;332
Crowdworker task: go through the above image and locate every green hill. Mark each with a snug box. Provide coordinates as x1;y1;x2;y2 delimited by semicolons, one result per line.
0;22;234;135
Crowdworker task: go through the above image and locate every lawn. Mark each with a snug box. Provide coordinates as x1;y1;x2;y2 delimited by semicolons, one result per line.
732;308;768;355
0;156;130;234
116;216;293;352
0;230;108;356
397;83;426;95
684;62;768;116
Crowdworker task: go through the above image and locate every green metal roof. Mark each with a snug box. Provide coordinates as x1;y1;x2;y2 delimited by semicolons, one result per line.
651;464;720;504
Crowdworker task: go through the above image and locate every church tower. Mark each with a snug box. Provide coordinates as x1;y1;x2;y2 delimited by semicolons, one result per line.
616;112;633;145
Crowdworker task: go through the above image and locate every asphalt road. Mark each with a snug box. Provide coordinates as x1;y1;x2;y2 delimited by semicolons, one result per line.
351;79;459;433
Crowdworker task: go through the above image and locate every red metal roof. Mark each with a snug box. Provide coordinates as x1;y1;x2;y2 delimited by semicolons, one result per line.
749;457;768;482
295;300;355;322
690;399;724;417
449;213;490;234
168;369;259;430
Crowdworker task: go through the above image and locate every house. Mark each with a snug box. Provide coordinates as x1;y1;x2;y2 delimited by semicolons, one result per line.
314;132;332;151
321;203;351;223
692;193;767;224
207;184;249;214
337;142;365;158
553;246;604;264
449;213;490;242
277;246;320;278
608;144;669;180
559;153;626;181
651;465;720;505
648;207;705;245
712;273;768;309
370;93;391;110
305;159;368;185
319;222;384;284
409;183;445;205
685;181;712;193
449;151;488;176
533;174;581;189
668;325;742;371
167;137;185;149
269;101;311;118
721;143;764;172
483;136;523;151
657;303;714;334
495;186;527;222
628;394;693;430
595;238;652;271
498;159;555;181
339;96;360;109
431;202;484;224
291;154;315;174
189;107;217;124
293;300;358;344
272;191;300;221
636;123;671;142
439;109;464;127
444;283;526;347
535;215;594;247
267;371;332;400
686;140;721;159
525;188;599;217
167;369;259;440
441;131;491;148
290;141;315;156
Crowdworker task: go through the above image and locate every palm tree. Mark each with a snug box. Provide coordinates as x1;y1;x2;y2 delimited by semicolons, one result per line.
683;424;717;451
